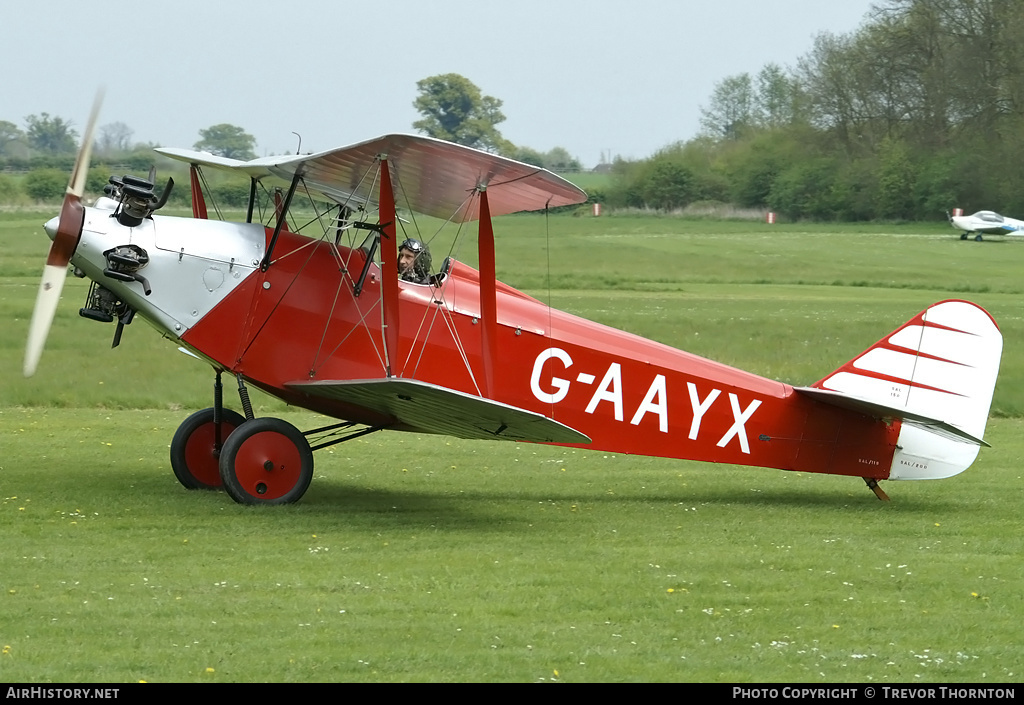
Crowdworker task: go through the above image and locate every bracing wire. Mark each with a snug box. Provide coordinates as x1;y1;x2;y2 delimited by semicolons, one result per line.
544;198;556;418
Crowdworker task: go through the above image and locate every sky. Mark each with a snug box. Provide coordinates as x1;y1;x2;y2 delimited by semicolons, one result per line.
4;0;880;168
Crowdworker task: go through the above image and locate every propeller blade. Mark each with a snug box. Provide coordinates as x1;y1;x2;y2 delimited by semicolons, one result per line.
23;90;103;377
23;265;70;377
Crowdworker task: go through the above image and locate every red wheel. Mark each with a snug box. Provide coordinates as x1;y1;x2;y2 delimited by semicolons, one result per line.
170;408;246;489
218;417;313;505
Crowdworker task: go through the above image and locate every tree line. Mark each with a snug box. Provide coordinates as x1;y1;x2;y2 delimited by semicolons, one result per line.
0;116;263;203
602;0;1024;220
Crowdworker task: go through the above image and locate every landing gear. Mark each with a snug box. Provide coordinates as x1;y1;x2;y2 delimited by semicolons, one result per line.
975;234;983;242
218;417;314;505
170;407;246;489
170;371;380;505
170;370;245;489
863;477;890;502
960;232;968;240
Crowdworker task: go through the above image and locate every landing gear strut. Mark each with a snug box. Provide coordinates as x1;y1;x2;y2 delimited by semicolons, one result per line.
205;376;315;505
169;371;245;489
170;407;246;489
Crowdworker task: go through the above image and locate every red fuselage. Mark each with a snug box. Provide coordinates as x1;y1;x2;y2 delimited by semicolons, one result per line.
181;230;899;480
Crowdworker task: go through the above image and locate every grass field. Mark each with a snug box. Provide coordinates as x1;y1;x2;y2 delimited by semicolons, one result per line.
1;210;1022;682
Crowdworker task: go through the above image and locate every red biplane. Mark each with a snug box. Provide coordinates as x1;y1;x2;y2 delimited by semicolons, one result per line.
25;99;1003;504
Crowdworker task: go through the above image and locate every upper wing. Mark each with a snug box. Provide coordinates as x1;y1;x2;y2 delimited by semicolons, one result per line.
157;134;588;221
155;148;278;180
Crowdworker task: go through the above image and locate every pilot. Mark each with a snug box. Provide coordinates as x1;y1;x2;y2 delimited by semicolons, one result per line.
397;238;432;284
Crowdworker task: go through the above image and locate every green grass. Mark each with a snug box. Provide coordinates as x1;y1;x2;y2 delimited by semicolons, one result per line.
1;210;1022;682
2;410;1022;682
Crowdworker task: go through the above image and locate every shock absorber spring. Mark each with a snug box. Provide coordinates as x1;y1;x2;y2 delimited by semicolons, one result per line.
237;375;255;421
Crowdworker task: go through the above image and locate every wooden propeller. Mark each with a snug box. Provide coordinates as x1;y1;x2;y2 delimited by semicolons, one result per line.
23;91;103;377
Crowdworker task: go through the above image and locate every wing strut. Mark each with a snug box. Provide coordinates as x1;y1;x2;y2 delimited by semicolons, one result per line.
478;187;498;397
379;156;400;377
189;165;208;219
261;171;301;272
246;178;257;223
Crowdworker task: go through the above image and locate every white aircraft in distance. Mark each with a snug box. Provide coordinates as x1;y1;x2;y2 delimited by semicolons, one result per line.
949;210;1024;241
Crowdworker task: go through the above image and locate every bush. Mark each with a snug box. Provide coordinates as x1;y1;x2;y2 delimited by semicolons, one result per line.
638;160;698;210
209;181;252;208
829;159;877;222
23;169;68;201
124;152;158;173
874;137;916;220
912;154;957;220
768;159;840;220
0;174;24;204
86;166;112;196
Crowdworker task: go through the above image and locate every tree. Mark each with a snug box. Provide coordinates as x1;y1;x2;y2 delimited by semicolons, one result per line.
412;74;510;152
510;145;545;166
875;136;916;219
0;120;24;157
797;32;868;152
509;145;581;170
25;113;78;155
194;124;257;160
699;73;756;139
543;147;581;171
97;122;134;156
754;63;802;128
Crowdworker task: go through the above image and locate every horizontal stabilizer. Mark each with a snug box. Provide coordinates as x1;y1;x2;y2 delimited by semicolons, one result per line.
287;378;591;445
795;387;989;446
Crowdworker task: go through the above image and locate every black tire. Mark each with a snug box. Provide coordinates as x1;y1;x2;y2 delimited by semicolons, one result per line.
218;417;314;505
975;234;983;242
170;408;247;490
960;233;968;240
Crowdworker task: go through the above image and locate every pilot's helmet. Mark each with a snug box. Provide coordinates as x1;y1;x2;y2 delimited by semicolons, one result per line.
400;238;431;275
